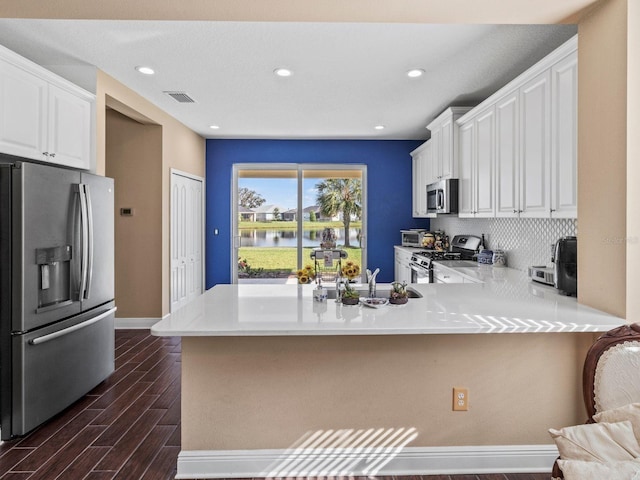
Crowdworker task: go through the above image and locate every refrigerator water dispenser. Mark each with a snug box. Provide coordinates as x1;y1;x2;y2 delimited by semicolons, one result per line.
36;245;72;311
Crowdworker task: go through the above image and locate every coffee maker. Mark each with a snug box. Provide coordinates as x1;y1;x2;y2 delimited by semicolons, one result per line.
554;236;577;296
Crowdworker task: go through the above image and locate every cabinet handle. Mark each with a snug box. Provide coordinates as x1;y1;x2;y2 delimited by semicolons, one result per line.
42;152;49;156
50;153;56;158
550;208;556;213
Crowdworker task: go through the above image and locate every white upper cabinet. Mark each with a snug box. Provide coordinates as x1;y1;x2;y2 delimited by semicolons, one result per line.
495;90;520;217
411;140;434;218
458;106;495;218
0;59;48;160
550;51;578;218
427;107;471;183
519;70;551;218
458;120;474;217
0;45;94;170
47;84;91;170
475;107;496;217
457;35;577;220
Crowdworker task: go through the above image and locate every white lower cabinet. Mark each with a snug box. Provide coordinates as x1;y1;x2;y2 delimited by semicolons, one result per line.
0;45;93;170
394;247;413;284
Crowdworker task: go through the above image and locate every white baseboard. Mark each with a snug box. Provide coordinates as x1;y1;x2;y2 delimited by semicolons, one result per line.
115;315;167;329
175;445;559;479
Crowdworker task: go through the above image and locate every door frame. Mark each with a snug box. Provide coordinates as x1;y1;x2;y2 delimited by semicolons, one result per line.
231;163;367;284
170;168;205;312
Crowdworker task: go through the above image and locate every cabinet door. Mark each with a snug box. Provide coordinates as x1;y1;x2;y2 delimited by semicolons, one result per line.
495;91;520;217
439;116;455;179
475;107;495;217
550;52;578;218
0;59;47;160
412;153;422;217
422;140;436;187
458;120;475;217
430;126;442;181
519;71;551;218
47;84;91;170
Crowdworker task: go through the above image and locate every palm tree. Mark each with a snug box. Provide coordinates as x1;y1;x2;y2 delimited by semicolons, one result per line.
316;179;362;247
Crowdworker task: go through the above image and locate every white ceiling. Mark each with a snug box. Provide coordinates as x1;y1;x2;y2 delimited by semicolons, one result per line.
0;20;576;140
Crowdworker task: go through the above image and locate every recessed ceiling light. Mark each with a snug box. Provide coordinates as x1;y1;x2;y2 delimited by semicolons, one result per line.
407;69;425;78
274;68;293;77
209;125;220;130
374;125;385;130
135;66;155;75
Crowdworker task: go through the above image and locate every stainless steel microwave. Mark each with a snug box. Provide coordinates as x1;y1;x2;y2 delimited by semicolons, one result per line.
427;179;459;214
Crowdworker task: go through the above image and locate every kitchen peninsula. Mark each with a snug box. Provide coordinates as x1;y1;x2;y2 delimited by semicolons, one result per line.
152;272;624;478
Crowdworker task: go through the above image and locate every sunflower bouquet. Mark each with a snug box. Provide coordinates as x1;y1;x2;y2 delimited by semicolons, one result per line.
341;261;361;281
297;264;316;284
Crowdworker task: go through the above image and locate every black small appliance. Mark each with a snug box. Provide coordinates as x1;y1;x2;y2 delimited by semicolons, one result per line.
554;236;577;296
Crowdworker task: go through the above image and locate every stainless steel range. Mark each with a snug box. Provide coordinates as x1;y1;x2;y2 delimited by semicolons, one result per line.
409;235;482;283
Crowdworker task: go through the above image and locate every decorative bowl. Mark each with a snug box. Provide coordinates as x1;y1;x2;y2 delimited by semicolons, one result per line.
341;297;360;306
389;297;408;305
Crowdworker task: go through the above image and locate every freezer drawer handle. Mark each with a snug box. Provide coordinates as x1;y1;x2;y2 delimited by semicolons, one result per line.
28;307;117;346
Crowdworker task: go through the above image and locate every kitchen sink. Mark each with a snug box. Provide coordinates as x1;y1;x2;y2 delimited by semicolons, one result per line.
324;286;422;299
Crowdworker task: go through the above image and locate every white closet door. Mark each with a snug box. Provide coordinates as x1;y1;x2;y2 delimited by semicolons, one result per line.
171;171;204;312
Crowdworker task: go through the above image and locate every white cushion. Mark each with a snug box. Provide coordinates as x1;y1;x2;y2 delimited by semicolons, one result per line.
558;459;640;480
595;341;640;413
549;421;640;462
595;403;640;444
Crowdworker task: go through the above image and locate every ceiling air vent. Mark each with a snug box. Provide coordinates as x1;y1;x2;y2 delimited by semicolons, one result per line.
163;91;195;103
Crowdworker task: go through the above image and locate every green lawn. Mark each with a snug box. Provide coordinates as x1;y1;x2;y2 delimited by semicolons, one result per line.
237;220;363;278
238;246;362;278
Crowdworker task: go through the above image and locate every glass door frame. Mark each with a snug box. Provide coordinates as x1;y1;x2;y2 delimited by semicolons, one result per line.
231;163;367;284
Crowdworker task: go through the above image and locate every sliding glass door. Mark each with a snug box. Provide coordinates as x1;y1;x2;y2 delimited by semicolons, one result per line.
232;164;366;284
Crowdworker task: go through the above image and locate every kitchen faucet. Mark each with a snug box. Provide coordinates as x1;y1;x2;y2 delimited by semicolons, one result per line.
366;268;380;298
335;273;343;303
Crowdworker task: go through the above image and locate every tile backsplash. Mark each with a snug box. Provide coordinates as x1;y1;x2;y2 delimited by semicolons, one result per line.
430;217;577;272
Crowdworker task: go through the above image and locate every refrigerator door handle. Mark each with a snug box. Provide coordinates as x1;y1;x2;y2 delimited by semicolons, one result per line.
28;307;117;345
77;184;89;300
84;184;94;299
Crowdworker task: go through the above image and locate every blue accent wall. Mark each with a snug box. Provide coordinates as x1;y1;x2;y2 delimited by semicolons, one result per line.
205;139;428;287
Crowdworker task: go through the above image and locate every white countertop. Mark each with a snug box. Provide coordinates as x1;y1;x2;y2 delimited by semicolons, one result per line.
151;266;624;337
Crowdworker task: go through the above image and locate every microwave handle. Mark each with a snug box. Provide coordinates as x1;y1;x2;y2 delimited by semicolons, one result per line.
437;190;444;210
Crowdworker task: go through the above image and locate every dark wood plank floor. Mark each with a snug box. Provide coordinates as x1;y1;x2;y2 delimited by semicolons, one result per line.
0;330;551;480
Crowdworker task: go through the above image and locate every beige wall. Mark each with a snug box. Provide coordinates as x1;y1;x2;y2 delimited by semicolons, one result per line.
96;71;205;318
627;0;640;322
106;109;163;318
577;0;640;319
577;0;628;316
182;333;595;449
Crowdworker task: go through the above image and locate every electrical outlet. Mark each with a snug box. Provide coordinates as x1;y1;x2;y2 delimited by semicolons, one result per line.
453;387;469;411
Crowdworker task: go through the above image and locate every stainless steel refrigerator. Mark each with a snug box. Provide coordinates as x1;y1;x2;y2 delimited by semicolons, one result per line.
0;157;116;440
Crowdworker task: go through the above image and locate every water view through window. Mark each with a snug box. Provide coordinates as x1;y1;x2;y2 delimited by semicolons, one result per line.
232;165;366;284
